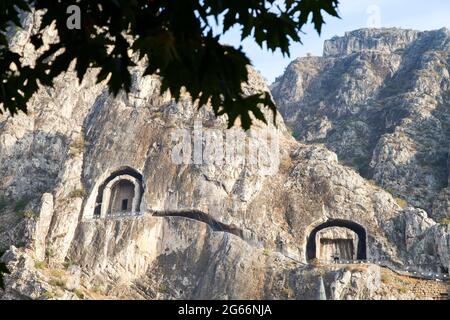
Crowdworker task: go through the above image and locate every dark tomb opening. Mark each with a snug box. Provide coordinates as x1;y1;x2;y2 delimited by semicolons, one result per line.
306;219;367;262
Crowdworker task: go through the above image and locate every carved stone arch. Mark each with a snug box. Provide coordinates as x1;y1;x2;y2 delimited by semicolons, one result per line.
93;167;144;218
305;219;367;262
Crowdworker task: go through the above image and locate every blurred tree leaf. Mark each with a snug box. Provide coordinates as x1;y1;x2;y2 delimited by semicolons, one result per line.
0;0;340;130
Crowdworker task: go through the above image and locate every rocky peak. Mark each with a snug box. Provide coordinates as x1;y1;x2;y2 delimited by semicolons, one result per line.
323;28;423;57
272;28;450;219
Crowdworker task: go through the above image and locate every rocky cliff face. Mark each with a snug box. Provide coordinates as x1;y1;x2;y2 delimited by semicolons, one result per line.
272;28;450;221
0;19;448;300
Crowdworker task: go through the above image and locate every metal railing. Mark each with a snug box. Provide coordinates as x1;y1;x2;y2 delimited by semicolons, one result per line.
93;211;144;219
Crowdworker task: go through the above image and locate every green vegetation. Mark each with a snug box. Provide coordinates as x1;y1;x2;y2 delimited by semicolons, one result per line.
386;188;396;195
0;197;7;213
262;248;271;256
152;111;164;119
42;290;54;299
45;248;56;259
34;261;47;270
439;218;450;225
21;210;38;220
159;283;168;293
73;288;84;299
287;128;295;138
1;1;339;130
92;285;104;295
384;187;409;209
397;285;408;294
14;198;29;213
395;197;408;209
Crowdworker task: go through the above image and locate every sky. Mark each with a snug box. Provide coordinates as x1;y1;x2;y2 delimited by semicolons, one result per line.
215;0;450;84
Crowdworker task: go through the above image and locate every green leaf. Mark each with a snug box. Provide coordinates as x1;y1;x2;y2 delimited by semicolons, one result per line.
1;0;339;129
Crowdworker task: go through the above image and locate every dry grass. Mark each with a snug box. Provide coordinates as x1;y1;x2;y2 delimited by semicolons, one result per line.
42;290;54;299
381;273;391;284
393;274;421;285
68;136;85;157
73;288;85;299
33;260;92;300
282;286;295;298
391;283;409;294
381;269;422;286
49;278;66;288
67;188;86;199
49;268;66;279
278;155;293;173
345;265;368;273
367;179;378;187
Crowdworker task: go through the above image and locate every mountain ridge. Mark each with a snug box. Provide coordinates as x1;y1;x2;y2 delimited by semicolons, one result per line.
0;20;449;300
272;27;450;220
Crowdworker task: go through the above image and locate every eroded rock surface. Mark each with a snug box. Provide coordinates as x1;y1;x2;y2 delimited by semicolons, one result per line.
272;28;450;220
0;21;448;300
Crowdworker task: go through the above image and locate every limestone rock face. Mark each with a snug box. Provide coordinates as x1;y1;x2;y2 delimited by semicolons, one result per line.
33;193;54;261
0;20;448;300
272;28;450;220
323;29;421;57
